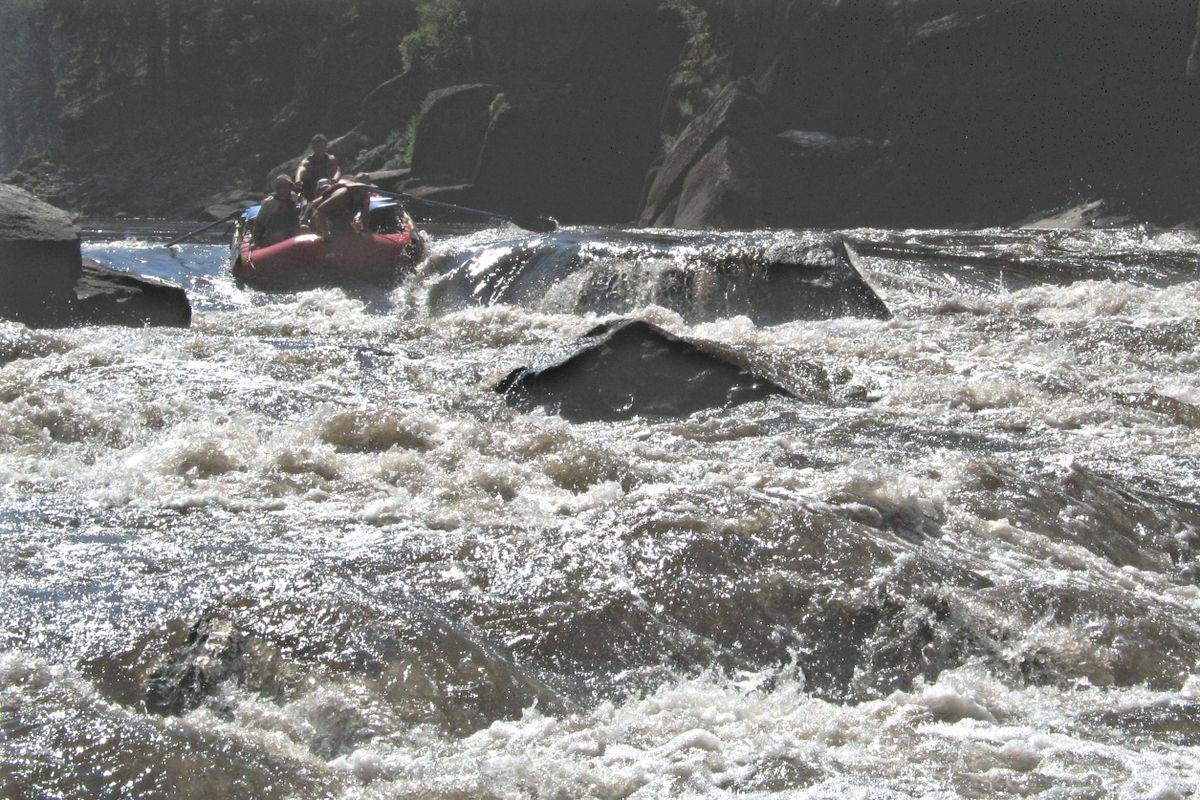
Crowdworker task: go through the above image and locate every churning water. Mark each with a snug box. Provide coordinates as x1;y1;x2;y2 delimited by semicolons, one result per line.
1;221;1198;798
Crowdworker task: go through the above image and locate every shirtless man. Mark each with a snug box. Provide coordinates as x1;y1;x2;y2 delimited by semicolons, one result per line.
294;134;342;201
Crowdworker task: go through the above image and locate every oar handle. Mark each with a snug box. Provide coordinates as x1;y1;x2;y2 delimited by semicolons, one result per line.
372;190;557;233
395;193;510;223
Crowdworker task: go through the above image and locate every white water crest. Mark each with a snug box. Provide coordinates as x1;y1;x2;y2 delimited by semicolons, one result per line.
1;223;1198;798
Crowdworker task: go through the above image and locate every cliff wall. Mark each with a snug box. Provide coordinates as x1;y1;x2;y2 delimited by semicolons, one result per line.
3;0;1199;228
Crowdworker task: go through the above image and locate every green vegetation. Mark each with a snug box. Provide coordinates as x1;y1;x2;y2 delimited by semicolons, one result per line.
660;0;730;133
398;0;470;78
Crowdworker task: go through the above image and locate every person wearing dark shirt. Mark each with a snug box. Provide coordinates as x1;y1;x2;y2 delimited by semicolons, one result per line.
252;175;300;247
294;134;342;201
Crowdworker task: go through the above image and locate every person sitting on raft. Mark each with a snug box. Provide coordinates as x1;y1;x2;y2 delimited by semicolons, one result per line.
298;178;332;227
252;175;300;247
310;173;373;240
294;134;341;201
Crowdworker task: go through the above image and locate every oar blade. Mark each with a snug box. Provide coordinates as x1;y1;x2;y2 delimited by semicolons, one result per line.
512;214;559;234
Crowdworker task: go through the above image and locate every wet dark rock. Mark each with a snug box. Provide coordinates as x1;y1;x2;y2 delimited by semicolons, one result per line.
144;616;248;716
73;258;192;328
496;318;793;422
1;184;191;328
427;234;890;323
409;83;502;182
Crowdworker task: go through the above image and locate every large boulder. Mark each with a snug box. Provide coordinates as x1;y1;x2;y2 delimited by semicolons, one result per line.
496;318;795;422
672;136;768;229
639;79;771;227
0;184;190;328
409;84;502;181
0;183;83;326
327;129;370;167
359;72;425;141
767;131;886;227
470;91;562;217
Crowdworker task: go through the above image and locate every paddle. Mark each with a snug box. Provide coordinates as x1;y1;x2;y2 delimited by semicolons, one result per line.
165;211;243;248
372;190;558;233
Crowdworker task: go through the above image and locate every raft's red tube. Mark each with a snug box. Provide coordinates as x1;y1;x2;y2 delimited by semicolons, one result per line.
232;229;424;288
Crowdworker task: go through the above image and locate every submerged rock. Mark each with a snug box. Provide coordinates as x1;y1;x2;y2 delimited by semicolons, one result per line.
496;318;794;422
144;616;247;716
427;233;891;324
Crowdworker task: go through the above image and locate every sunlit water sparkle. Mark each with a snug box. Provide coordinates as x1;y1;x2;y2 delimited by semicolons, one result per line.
1;220;1198;798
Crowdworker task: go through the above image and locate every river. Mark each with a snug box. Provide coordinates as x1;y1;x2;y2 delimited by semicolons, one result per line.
1;221;1198;798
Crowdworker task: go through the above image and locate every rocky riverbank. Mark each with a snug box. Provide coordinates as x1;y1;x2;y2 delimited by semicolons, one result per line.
5;0;1200;228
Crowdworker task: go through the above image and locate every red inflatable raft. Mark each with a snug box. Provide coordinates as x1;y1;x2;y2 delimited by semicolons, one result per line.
230;199;426;289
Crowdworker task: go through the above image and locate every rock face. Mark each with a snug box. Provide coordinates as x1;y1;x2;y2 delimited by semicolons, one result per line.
409;84;502;182
10;0;1200;226
496;319;794;422
630;0;1200;229
0;183;84;326
0;183;191;327
639;79;771;228
637;80;895;229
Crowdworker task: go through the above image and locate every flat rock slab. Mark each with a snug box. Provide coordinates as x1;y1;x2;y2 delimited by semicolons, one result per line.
496;318;792;422
73;258;192;328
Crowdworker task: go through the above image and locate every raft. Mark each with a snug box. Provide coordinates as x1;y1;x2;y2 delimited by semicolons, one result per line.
230;198;426;288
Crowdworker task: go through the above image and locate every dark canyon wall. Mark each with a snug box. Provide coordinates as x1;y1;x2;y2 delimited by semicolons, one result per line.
3;0;1200;228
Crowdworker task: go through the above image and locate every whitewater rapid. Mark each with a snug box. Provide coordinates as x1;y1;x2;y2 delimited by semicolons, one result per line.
1;223;1198;798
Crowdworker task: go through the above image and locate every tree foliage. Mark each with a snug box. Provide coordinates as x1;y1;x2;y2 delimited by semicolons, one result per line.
0;0;417;170
660;0;730;129
398;0;471;79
